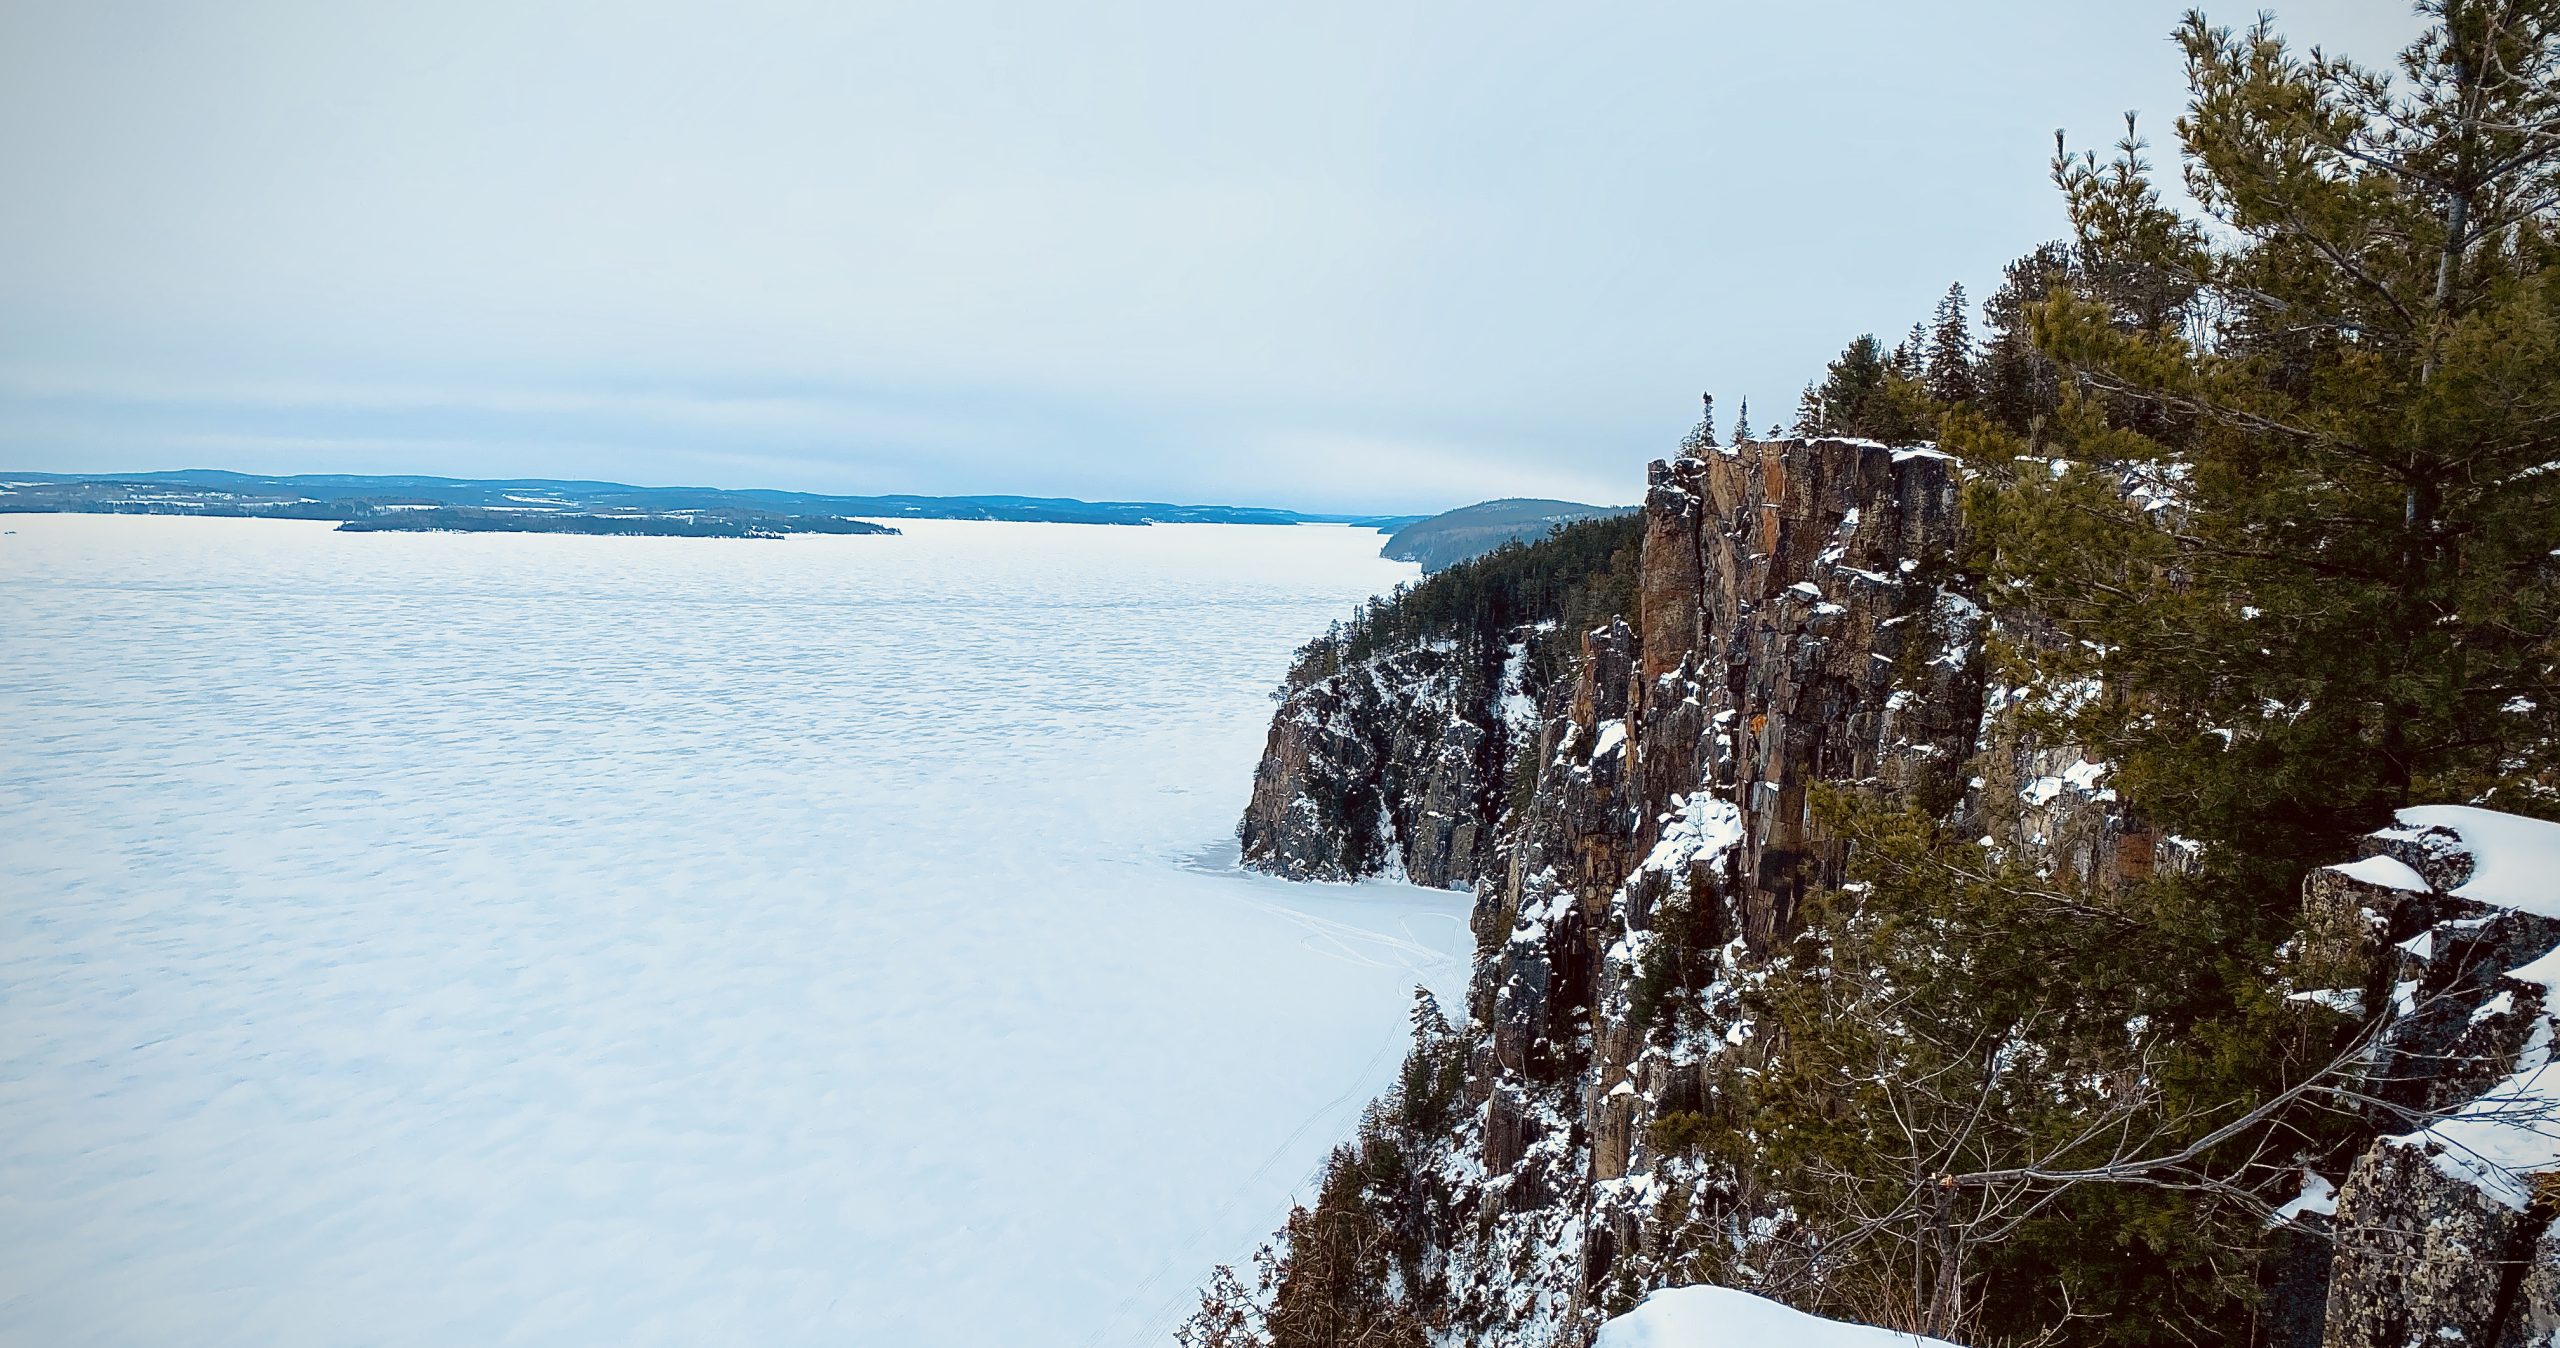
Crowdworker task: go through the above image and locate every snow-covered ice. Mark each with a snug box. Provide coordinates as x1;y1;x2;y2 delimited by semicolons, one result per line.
0;515;1471;1347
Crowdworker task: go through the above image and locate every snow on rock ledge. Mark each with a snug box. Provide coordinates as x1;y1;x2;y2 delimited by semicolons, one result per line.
2310;805;2560;1348
1597;1285;1962;1348
2387;805;2560;917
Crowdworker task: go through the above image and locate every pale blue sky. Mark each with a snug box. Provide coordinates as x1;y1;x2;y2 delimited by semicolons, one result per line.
0;1;2420;513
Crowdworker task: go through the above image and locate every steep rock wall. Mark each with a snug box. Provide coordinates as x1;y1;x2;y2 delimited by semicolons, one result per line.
1236;439;2026;1340
1223;437;2560;1347
1450;439;2013;1338
1238;640;1511;888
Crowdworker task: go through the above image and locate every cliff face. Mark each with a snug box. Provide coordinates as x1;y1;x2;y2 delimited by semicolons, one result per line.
1438;438;1992;1336
1227;436;2560;1347
1238;640;1514;889
1237;511;1640;891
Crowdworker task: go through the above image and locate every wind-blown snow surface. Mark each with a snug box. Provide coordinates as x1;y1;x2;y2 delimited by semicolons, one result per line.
0;515;1470;1348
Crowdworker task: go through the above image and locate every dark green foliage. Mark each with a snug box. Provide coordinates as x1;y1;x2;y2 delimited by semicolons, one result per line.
1502;717;1548;835
337;507;898;537
1732;5;2560;1342
1263;1152;1430;1348
1976;242;2075;437
1270;512;1643;882
1378;498;1632;573
1734;791;2352;1343
1394;992;1470;1139
1924;283;1976;406
1798;335;1937;442
1627;879;1723;1037
1681;392;1721;454
1962;0;2560;852
1282;512;1644;701
1892;321;1928;379
1646;1110;1712;1159
1817;336;1890;431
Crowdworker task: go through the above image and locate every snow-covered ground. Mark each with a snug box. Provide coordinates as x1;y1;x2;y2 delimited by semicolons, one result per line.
0;515;1469;1347
1597;1286;1962;1348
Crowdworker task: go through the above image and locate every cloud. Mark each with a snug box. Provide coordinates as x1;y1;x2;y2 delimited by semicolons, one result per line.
0;0;2425;509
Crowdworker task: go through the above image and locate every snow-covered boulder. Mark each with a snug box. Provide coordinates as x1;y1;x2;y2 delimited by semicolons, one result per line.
2373;805;2560;916
1597;1285;1962;1348
2316;806;2560;1348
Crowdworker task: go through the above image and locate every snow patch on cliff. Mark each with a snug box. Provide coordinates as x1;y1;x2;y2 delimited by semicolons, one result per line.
1640;793;1745;878
2379;808;2560;1208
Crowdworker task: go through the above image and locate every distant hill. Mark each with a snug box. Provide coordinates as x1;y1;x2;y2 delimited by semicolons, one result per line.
1379;498;1635;572
0;470;1416;530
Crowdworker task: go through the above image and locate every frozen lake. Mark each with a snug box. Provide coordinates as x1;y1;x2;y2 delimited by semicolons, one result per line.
0;514;1470;1347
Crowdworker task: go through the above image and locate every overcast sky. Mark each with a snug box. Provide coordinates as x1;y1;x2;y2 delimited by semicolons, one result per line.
0;1;2421;514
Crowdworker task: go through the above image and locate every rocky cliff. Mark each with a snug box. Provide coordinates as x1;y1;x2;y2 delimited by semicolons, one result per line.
1445;436;1998;1338
1212;436;2560;1348
1238;512;1642;891
1239;638;1511;889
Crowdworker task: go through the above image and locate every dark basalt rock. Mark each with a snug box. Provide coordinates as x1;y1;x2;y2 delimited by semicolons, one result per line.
1238;642;1505;889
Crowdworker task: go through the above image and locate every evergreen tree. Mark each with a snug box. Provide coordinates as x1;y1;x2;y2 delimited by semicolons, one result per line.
1816;335;1889;431
1678;392;1719;455
1888;321;1926;379
1924;282;1976;404
1792;382;1825;435
1810;335;1935;441
1731;396;1752;444
1754;5;2560;1341
1976;242;2075;436
1969;0;2560;855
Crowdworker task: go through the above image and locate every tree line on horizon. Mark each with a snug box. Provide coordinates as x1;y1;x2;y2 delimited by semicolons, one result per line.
1681;242;2072;455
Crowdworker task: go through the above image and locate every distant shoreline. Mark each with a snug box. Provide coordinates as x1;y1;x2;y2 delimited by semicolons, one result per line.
336;508;897;539
0;469;1422;532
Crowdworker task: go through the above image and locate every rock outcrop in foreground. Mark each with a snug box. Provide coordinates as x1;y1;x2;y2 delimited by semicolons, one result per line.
1222;437;2560;1347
